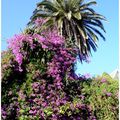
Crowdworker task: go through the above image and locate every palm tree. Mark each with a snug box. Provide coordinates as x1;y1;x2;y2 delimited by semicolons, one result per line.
28;0;106;60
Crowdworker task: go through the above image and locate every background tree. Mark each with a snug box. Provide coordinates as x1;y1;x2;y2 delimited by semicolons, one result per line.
28;0;106;61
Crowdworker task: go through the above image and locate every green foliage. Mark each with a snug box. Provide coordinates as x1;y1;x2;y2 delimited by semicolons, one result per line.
81;76;119;120
1;50;118;120
29;0;106;58
1;50;14;82
59;102;71;115
44;107;53;117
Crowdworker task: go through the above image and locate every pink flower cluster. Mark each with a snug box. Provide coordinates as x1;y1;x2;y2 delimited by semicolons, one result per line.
8;34;34;71
15;78;94;120
47;48;77;86
8;26;64;71
27;80;68;118
34;18;47;26
8;17;88;84
33;28;64;49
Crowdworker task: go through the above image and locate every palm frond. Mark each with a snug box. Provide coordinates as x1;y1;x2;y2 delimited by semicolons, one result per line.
37;1;57;11
86;25;105;40
85;26;99;41
28;0;106;60
84;19;106;32
80;1;97;9
80;8;95;13
88;38;97;51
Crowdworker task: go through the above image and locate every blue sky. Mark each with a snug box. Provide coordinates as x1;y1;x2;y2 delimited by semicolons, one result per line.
2;0;118;76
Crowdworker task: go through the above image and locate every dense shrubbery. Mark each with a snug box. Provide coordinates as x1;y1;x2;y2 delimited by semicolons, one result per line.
81;74;118;120
2;48;118;120
1;16;118;119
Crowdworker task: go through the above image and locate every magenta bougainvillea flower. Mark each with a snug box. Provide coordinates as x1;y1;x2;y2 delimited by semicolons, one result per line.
101;78;107;83
106;92;112;97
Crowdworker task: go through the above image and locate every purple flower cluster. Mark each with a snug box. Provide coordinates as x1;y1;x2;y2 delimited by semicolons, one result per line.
15;79;94;119
8;27;64;71
1;107;7;119
33;28;64;49
83;73;91;79
106;92;112;97
8;34;34;71
2;18;100;120
101;78;107;83
34;18;47;26
8;17;89;75
16;80;66;119
47;48;77;87
103;89;112;97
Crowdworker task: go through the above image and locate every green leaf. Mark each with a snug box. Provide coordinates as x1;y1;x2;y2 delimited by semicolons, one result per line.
73;12;81;20
65;11;72;20
19;109;24;114
52;12;59;16
80;1;97;9
44;107;53;116
68;11;72;20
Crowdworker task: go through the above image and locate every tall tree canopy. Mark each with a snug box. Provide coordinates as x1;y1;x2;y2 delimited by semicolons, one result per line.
28;0;106;60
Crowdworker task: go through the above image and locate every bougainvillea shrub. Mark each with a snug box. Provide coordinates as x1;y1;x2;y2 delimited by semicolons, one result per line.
81;74;119;120
1;50;95;120
2;18;118;120
1;52;118;120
